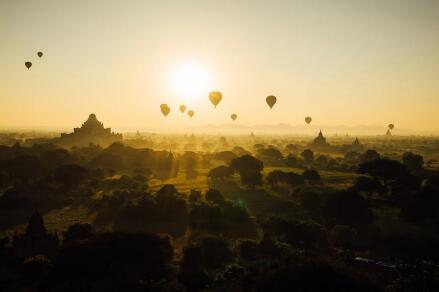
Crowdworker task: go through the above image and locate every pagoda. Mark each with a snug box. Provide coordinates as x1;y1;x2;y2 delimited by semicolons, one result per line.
309;130;331;151
343;137;364;153
12;211;59;258
55;114;122;147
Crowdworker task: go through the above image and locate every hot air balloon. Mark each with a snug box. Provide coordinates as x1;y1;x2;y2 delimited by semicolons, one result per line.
160;104;170;117
37;51;43;58
231;114;237;121
209;91;222;108
305;116;312;125
266;95;277;109
25;62;32;69
188;110;195;118
388;124;395;130
179;105;186;113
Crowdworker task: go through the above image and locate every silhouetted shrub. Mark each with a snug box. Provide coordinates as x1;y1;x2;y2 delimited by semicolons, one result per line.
402;151;424;171
63;223;93;244
262;216;327;249
54;232;173;286
301;149;314;164
257;147;283;165
360;149;380;163
205;189;225;205
54;164;88;187
302;169;321;183
208;165;234;180
321;190;373;226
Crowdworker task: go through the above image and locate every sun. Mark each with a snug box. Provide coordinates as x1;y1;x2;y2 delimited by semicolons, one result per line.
171;63;210;102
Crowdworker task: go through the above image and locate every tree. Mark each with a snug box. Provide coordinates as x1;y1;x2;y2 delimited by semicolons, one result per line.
54;164;88;187
400;188;439;224
286;172;305;186
178;237;233;291
302;169;321;183
41;149;72;170
266;170;287;187
358;158;420;200
285;154;299;167
360;149;380;163
9;155;46;182
205;189;225;205
344;151;361;164
322;190;373;226
180;236;232;271
358;159;408;182
112;186;189;237
230;155;264;188
55;232;173;283
90;152;123;170
257;147;283;165
299;190;324;215
231;155;263;173
351;176;385;198
208;165;234;180
425;175;439;192
315;155;328;167
181;151;199;180
241;171;263;188
63;223;92;243
301;149;314;164
189;189;202;202
402;152;424;171
262;216;327;249
266;170;304;187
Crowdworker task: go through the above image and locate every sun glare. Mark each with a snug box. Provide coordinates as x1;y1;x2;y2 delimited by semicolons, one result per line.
171;63;210;103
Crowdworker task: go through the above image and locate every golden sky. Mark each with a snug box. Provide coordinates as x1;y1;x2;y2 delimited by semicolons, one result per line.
1;0;439;132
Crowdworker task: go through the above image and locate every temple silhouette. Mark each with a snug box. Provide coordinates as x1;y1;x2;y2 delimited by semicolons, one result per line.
342;137;365;153
308;130;365;154
54;114;122;147
12;211;59;258
308;130;332;151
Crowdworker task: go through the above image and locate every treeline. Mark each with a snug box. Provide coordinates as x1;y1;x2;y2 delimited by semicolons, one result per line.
1;140;439;291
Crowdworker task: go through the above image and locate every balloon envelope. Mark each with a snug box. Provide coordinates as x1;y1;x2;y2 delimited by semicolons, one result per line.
188;110;195;118
25;61;32;69
37;52;43;58
305;116;312;124
231;114;237;121
179;105;186;113
209;91;222;108
388;124;394;130
160;104;170;117
266;95;277;109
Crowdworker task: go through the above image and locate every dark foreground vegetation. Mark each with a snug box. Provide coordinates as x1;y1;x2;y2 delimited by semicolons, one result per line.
1;135;439;291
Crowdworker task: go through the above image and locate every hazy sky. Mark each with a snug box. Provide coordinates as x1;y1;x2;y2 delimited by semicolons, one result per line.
1;0;439;132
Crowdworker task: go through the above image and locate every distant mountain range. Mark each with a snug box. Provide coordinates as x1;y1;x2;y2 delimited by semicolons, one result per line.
187;123;438;136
